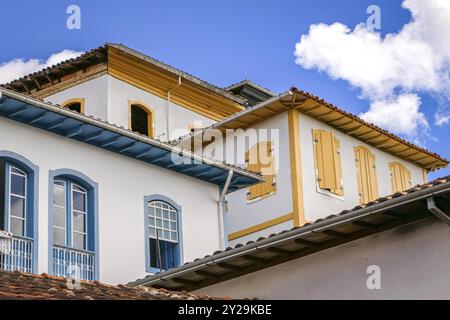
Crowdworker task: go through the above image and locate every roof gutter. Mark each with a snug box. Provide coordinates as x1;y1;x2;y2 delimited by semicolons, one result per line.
0;88;263;184
427;197;450;225
129;180;450;287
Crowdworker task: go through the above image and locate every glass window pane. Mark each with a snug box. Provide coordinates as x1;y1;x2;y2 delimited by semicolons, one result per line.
163;210;169;219
53;228;66;246
11;167;25;175
11;173;26;196
170;221;177;231
72;184;85;192
148;206;155;217
163;230;170;240
72;191;86;212
73;233;86;250
149;227;156;238
73;211;86;233
155;208;162;218
53;207;66;228
54;180;65;187
169;211;176;221
10;218;24;236
163;220;170;229
171;231;177;242
149;217;155;226
10;195;25;218
53;185;65;207
155;219;162;228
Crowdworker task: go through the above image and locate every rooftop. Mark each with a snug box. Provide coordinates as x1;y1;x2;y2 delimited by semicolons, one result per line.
129;176;450;291
0;270;221;300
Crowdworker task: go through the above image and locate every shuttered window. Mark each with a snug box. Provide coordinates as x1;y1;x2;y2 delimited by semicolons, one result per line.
245;141;277;201
389;162;411;193
354;146;379;204
312;130;343;196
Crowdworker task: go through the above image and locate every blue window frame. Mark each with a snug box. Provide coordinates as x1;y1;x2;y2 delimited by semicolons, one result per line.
52;178;88;251
144;195;183;273
48;169;99;281
0;151;39;274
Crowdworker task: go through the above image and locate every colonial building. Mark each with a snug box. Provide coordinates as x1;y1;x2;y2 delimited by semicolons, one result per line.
0;44;262;285
1;43;448;296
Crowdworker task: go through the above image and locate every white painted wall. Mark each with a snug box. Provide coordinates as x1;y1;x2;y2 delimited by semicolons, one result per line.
44;75;108;120
299;113;425;223
197;218;450;300
107;76;216;141
0;117;221;285
207;113;294;247
44;75;216;142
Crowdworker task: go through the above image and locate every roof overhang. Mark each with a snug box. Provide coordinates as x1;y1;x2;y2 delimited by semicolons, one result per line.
128;177;450;291
177;88;448;171
0;88;263;192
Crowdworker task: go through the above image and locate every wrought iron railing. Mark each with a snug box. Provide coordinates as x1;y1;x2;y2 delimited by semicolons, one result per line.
52;245;95;281
0;235;34;274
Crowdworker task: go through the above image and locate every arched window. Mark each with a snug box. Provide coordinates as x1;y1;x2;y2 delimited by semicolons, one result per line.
144;196;182;273
0;151;38;274
129;101;154;138
49;169;98;281
62;98;85;114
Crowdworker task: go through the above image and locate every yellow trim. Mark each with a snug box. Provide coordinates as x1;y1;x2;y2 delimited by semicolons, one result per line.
109;47;243;121
288;109;305;227
61;98;85;114
228;213;294;241
128;100;155;138
423;168;429;183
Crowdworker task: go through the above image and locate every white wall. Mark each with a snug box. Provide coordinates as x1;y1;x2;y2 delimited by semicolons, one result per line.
216;113;294;246
197;218;450;299
0;117;221;285
299;113;425;223
107;76;215;141
44;75;109;121
44;75;216;142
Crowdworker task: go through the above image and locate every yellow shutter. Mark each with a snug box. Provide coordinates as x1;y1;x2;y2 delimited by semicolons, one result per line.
355;146;379;204
389;162;411;193
246;142;277;201
332;137;344;195
313;130;343;195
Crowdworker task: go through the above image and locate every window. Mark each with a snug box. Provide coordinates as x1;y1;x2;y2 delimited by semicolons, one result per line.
245;141;277;201
389;162;411;193
62;98;84;114
129;101;154;138
0;152;38;274
145;197;182;272
9;166;27;236
0;156;36;238
49;170;98;281
52;178;88;251
354;146;379;204
312;129;343;196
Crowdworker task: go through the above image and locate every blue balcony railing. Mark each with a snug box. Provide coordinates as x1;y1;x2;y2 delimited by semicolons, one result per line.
52;245;95;281
0;235;34;274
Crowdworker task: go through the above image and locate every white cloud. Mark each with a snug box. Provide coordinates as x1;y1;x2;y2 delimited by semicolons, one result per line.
0;49;83;85
294;0;450;140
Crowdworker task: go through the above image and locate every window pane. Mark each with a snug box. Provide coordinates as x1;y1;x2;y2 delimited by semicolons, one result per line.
170;221;177;231
72;191;86;212
163;230;170;240
171;232;177;242
149;227;156;238
131;105;149;136
163;210;169;219
53;185;65;207
10;195;25;218
73;211;86;233
155;219;162;228
148;206;155;217
11;173;26;196
73;232;86;251
10;217;24;236
53;228;66;246
53;207;66;228
169;211;176;221
149;216;155;226
155;208;162;218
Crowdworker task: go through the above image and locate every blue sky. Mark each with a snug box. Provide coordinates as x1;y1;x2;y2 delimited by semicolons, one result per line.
0;0;448;178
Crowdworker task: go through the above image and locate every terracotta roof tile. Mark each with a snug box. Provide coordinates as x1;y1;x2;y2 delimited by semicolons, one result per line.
0;270;221;300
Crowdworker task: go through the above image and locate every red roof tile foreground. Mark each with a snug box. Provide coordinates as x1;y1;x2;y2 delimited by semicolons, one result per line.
0;270;224;300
